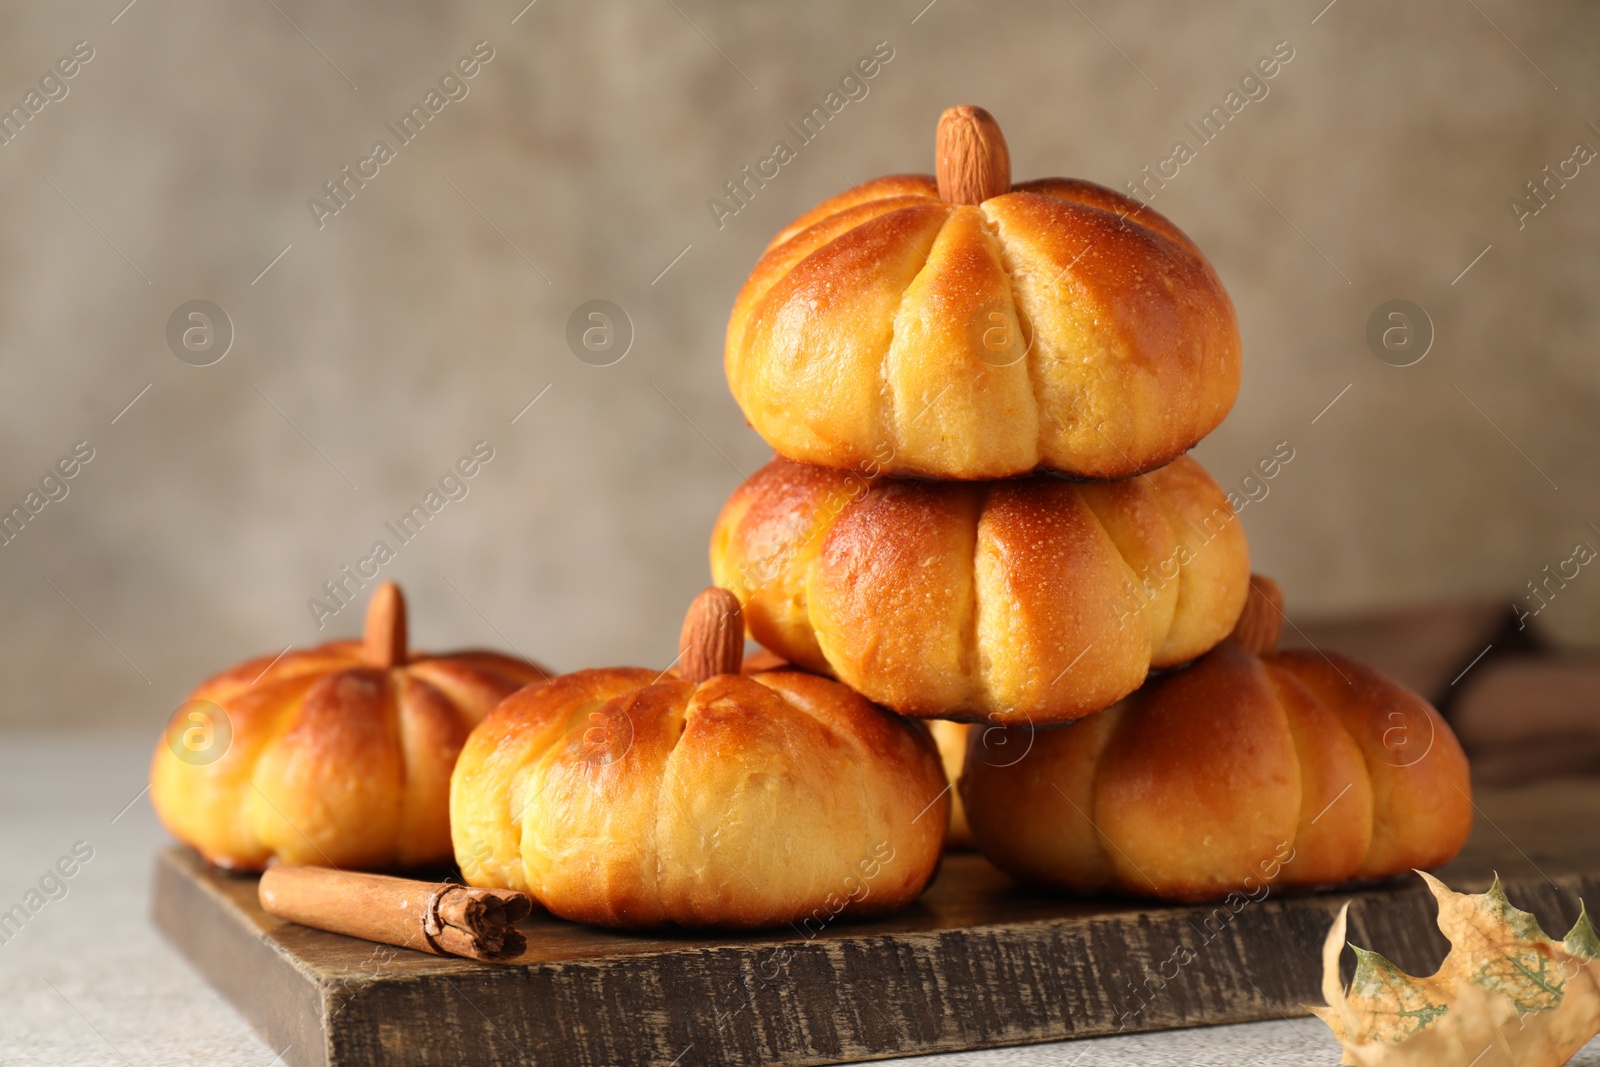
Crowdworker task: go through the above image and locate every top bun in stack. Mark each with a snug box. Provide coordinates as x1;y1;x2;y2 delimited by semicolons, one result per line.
725;106;1241;481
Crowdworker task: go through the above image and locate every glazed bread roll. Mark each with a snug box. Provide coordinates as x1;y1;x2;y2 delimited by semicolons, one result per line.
150;584;549;871
450;590;949;930
960;578;1474;901
711;455;1251;724
725;108;1240;481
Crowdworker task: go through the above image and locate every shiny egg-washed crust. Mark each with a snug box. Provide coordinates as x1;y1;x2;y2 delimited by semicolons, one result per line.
960;645;1474;902
150;642;549;871
726;174;1241;481
710;455;1250;724
450;668;948;930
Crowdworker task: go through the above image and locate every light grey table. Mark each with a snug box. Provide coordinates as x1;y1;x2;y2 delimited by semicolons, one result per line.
2;733;1595;1067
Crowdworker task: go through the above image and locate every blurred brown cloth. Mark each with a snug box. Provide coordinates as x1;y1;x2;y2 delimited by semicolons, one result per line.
1285;602;1600;785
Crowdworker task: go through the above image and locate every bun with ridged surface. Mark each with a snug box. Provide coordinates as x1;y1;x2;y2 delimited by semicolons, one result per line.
725;106;1240;481
959;577;1474;901
450;589;949;930
711;454;1250;725
150;583;550;871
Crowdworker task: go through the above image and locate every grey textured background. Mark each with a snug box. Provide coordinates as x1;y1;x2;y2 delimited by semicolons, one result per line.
0;0;1596;731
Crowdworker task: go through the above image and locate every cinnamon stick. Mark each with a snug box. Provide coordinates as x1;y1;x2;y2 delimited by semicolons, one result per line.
259;867;531;962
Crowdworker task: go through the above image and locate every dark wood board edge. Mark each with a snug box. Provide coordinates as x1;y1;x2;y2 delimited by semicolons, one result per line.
153;844;1600;1067
363;873;1591;1067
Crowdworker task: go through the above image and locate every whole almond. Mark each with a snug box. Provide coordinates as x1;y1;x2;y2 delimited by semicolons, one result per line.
679;587;744;684
362;582;408;669
936;105;1011;205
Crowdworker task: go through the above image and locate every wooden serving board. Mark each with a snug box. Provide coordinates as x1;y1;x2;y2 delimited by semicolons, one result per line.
154;781;1600;1067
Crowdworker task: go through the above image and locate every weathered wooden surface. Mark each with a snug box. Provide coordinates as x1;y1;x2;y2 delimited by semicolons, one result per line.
153;781;1600;1067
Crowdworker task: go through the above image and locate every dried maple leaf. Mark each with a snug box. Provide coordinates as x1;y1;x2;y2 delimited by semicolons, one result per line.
1312;872;1600;1066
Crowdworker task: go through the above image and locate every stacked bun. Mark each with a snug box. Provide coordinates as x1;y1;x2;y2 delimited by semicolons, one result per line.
713;106;1472;898
715;107;1252;725
725;109;1240;481
712;454;1249;724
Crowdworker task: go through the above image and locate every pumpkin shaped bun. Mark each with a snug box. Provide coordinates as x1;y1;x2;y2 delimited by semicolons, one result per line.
960;577;1474;902
726;106;1241;482
711;454;1251;725
450;589;949;930
150;583;550;871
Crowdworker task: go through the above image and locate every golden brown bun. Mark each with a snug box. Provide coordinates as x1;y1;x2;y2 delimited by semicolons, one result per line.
726;175;1240;481
450;668;949;930
150;585;549;871
960;644;1473;901
929;721;974;848
710;455;1250;724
